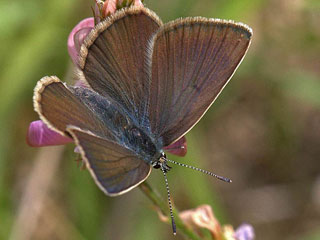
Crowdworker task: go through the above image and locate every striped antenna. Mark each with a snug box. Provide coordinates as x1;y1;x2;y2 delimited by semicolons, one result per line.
166;158;232;183
160;167;177;235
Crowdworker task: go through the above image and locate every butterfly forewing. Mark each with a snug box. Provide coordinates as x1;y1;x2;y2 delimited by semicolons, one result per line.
147;18;252;146
79;7;162;122
68;127;151;196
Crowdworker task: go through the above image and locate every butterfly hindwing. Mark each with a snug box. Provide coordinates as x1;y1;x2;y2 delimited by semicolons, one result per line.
68;126;151;196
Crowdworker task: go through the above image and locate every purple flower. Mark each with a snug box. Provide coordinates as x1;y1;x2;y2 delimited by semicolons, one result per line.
163;136;187;156
27;120;73;147
234;223;255;240
68;17;94;66
26;0;187;157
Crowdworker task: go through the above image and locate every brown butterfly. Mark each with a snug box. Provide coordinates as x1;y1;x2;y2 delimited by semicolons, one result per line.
33;6;252;233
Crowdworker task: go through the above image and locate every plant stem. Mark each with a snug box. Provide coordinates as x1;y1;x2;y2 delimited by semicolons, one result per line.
139;181;201;240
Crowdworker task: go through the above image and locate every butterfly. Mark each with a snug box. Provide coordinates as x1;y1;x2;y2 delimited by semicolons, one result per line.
33;6;252;233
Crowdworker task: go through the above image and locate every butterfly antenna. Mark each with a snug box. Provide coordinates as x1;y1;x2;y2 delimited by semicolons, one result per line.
161;167;177;235
166;158;232;183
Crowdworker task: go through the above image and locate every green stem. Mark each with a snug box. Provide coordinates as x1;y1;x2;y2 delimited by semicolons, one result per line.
139;181;201;240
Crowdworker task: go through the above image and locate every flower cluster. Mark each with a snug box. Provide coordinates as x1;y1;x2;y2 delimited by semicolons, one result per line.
173;205;254;240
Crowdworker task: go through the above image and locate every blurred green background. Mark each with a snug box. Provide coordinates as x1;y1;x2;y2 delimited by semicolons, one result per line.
1;0;320;239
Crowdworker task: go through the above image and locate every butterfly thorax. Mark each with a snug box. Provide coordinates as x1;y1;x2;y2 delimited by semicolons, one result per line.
124;125;163;163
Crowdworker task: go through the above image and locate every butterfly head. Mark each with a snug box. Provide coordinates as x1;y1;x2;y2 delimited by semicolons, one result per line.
151;152;172;173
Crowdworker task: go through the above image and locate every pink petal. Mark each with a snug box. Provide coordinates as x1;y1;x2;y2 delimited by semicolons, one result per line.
27;120;73;147
133;0;143;7
74;79;90;88
73;27;93;54
103;0;117;16
179;205;221;237
67;18;94;65
164;136;187;157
